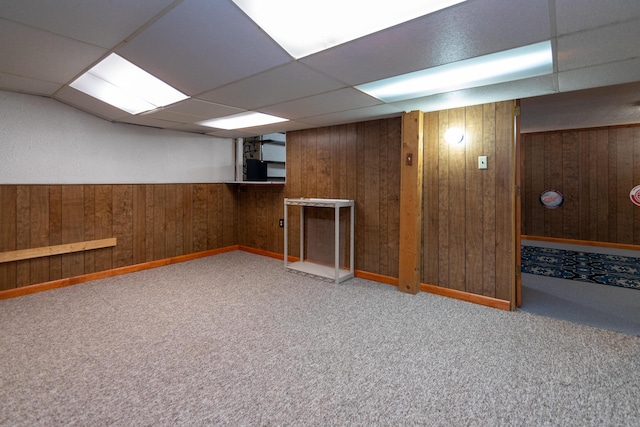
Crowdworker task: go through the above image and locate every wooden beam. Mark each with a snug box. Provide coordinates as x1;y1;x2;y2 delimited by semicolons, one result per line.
398;111;424;294
0;238;116;264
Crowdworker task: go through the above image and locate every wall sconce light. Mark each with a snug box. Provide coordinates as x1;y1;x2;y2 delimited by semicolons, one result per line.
445;127;464;145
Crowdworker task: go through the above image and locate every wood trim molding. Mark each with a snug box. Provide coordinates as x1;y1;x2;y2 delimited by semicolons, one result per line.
0;245;239;300
1;242;511;313
239;246;510;310
0;238;117;263
238;246;298;262
521;235;640;252
354;270;399;287
420;282;511;311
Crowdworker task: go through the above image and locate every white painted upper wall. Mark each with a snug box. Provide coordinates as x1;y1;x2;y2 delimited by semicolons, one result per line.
0;90;234;184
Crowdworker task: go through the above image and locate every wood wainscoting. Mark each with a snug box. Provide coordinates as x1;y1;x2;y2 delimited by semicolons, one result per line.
422;102;516;303
0;184;237;291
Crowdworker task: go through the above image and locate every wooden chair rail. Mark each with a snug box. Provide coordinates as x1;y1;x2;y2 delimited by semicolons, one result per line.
0;238;117;263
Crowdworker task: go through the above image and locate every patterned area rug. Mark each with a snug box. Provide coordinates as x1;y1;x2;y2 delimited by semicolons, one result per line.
521;246;640;290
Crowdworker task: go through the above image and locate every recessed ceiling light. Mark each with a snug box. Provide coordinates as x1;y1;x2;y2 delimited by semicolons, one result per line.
198;112;289;130
232;0;468;59
70;53;188;114
356;41;553;103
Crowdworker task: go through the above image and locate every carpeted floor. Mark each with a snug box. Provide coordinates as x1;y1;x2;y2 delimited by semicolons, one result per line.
1;251;639;426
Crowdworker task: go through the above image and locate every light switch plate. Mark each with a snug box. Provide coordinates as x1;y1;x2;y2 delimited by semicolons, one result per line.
478;156;488;169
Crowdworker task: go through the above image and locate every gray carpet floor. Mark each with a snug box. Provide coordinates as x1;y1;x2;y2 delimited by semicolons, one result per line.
521;273;640;337
1;251;639;426
520;239;640;337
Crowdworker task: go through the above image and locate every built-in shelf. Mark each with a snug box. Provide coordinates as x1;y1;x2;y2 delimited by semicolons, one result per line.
239;133;286;183
285;261;353;282
225;181;285;185
284;197;355;284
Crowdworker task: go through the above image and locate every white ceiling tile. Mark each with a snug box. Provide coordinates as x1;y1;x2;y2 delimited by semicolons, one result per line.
555;0;640;35
118;0;292;95
116;115;182;129
198;62;347;109
259;88;382;120
138;109;205;124
0;19;107;84
163;99;245;118
521;82;640;133
557;19;640;72
54;86;130;121
206;129;258;139
240;120;314;134
169;122;229;135
300;0;551;86
558;57;640;92
202;119;312;138
300;105;403;127
0;0;174;49
0;72;62;96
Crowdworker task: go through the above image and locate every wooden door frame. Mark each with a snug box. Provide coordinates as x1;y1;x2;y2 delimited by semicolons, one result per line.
515;100;522;308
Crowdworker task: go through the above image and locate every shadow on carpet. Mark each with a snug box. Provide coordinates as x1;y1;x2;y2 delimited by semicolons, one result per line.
521;245;639;290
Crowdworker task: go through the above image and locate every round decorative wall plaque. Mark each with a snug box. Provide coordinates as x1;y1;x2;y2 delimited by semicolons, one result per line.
630;185;640;207
539;189;564;209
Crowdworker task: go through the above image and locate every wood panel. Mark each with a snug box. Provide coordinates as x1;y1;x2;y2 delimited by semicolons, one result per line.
61;185;84;279
274;118;401;277
422;112;440;285
494;101;515;302
421;101;516;302
0;184;237;290
521;123;640;245
82;185;95;275
481;104;497;298
95;185;113;272
237;185;285;254
464;104;484;296
386;119;401;279
16;186;30;287
29;186;50;285
447;108;466;292
364;120;381;274
0;186;17;290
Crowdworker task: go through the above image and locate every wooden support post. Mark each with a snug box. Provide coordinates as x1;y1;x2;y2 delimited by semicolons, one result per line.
398;111;424;294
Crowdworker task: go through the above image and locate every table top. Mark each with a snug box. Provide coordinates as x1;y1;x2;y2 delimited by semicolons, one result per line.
285;198;354;207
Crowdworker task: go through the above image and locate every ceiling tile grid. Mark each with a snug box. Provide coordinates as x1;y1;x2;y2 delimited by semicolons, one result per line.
0;0;639;137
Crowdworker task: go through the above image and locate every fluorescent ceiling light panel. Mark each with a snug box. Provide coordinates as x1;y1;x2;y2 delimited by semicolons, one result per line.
232;0;468;59
70;53;188;114
198;112;289;130
356;41;554;103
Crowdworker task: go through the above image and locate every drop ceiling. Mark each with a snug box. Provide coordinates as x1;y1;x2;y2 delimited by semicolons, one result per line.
1;0;639;138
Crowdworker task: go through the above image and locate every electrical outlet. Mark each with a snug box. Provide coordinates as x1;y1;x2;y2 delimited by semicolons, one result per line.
478;156;488;169
279;219;284;228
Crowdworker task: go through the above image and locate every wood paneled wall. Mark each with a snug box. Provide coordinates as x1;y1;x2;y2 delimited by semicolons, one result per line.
282;119;402;278
237;184;286;254
422;102;516;301
521;125;640;245
0;184;237;290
